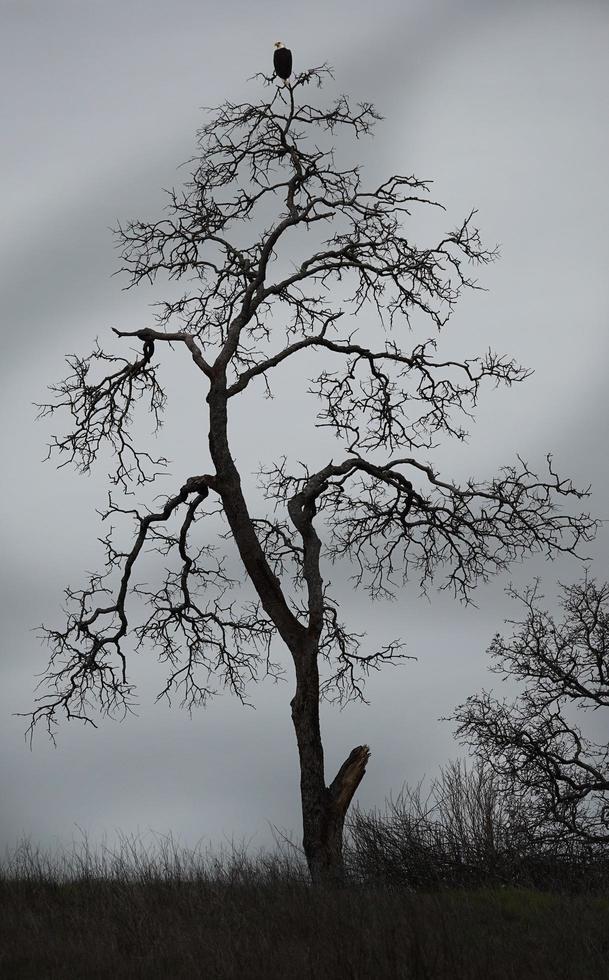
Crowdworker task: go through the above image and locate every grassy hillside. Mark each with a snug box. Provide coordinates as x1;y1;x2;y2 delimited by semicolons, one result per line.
2;839;608;979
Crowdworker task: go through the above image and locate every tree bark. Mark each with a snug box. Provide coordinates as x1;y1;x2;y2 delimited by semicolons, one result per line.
291;644;370;885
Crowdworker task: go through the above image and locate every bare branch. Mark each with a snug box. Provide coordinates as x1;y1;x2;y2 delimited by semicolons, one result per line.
22;474;218;739
264;453;597;601
37;338;168;489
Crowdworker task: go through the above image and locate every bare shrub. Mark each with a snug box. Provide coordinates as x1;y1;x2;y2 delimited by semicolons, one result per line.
345;758;609;891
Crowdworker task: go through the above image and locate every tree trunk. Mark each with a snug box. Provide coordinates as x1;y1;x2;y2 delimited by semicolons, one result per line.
291;648;370;885
207;382;369;884
306;745;371;886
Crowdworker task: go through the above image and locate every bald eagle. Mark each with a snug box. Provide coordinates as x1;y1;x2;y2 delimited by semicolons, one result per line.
273;42;292;85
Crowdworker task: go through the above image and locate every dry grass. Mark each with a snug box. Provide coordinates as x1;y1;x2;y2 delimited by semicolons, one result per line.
2;833;609;979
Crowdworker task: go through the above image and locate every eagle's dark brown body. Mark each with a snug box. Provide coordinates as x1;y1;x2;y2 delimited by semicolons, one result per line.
273;45;292;82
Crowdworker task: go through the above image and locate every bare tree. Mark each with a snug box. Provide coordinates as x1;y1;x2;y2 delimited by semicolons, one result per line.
453;576;609;845
28;66;597;884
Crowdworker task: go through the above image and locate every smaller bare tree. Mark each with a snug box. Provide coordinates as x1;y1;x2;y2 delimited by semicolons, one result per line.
453;577;609;845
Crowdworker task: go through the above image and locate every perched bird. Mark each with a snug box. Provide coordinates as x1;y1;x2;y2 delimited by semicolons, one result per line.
273;41;292;85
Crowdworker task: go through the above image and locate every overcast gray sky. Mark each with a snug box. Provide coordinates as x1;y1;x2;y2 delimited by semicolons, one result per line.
2;0;608;857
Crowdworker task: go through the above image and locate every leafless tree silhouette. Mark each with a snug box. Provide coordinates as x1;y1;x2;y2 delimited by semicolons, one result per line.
453;576;609;845
28;66;597;884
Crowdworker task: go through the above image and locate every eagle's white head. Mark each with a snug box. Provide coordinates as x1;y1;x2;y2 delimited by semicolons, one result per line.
274;41;285;49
